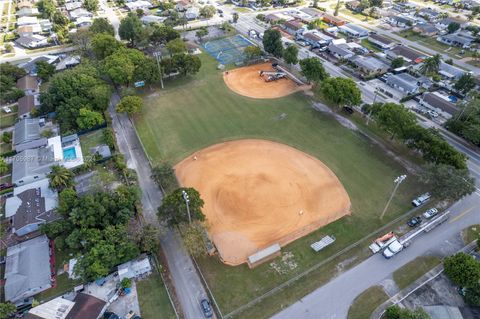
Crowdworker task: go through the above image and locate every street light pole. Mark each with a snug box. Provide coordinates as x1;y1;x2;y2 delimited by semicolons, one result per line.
153;52;164;89
380;175;407;220
182;190;192;224
366;90;379;126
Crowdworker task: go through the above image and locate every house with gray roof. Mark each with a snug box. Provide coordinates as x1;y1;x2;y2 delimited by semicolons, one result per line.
420;92;459;118
385;73;420;95
327;43;355;60
413;23;439;36
13;118;48;152
4;235;52;304
368;33;396;50
418;8;440;21
12;144;59;186
349;55;389;77
438;61;467;80
5;178;59;236
388;16;413;28
437;33;474;48
338;23;369;38
436;17;460;30
117;255;152;281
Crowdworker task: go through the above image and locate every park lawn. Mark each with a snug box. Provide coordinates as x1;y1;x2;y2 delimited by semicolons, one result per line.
136;273;177;319
392;256;441;290
347;286;388;319
134;53;424;315
0;112;16;129
462;224;480;244
79;128;106;155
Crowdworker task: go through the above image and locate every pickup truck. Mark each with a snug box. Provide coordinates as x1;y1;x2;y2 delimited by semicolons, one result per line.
382;239;404;258
412;193;431;207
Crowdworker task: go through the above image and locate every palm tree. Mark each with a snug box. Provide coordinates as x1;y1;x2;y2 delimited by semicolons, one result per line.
420;54;441;75
47;165;74;191
0;157;8;175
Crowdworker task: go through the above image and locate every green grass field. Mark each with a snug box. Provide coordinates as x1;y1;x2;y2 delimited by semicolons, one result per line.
392;256;441;290
347;286;389;319
134;53;423;317
136;273;177;319
80;129;106;155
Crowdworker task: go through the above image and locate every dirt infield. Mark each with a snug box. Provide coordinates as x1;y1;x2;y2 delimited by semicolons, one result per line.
223;63;308;99
175;140;351;266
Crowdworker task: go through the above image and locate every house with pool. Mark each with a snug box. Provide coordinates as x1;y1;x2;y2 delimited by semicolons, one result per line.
12;134;84;186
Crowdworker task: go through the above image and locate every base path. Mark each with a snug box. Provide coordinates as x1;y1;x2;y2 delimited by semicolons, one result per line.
175;139;351;266
223;63;309;99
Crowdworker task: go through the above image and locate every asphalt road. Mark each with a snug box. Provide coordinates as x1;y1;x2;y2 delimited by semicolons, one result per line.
108;93;209;319
272;191;480;319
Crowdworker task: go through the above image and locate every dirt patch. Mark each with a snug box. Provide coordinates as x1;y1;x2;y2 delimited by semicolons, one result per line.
175;139;351;266
223;63;309;99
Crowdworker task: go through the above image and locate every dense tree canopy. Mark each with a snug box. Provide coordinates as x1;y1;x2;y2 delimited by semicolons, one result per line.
116;95;143;115
283;45;299;65
391;57;404;68
89;18;115;36
76;108;105;129
200;5;216;18
454;73;475;95
84;0;99;12
385;306;430;319
158;187;205;226
91;33;125;60
299;58;329;83
152;163;179;194
444;252;480;287
321;77;362;108
420;163;475;201
0;63;26;103
36;60;56;81
263;29;284;57
149;24;180;45
244;45;263;61
446;97;480;146
119;13;144;46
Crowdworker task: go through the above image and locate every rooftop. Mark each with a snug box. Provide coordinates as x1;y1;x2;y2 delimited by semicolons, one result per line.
387;45;426;63
350;55;389;71
26;293;107;319
13;118;41;146
386;73;419;92
369;33;395;45
16;75;38;91
423;92;459;115
17;95;36;117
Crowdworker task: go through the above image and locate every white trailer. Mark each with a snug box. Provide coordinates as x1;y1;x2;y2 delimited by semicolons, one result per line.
369;232;397;254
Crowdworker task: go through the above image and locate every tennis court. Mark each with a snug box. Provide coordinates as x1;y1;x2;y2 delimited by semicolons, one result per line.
203;35;254;65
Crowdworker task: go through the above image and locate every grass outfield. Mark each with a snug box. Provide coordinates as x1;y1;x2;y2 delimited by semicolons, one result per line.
134;53;424;316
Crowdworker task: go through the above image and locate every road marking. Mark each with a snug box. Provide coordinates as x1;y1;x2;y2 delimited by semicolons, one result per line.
449;206;477;223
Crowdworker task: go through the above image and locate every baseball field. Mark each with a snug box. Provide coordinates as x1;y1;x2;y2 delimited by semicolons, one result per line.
134;53;422;315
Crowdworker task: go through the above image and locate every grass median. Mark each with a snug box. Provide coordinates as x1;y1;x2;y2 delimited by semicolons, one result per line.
392;256;441;290
347;286;389;319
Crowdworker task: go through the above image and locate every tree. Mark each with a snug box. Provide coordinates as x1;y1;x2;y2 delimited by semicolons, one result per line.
91;33;124;60
299;58;329;83
283;45;298;65
166;38;187;56
195;27;208;42
172;54;201;76
149;24;180;45
76;108;105;129
444;252;480;287
90;18;115;36
419;163;475;201
103;49;136;85
454;73;475;95
334;0;342;16
447;21;460;33
232;12;239;23
385;306;431;319
0;302;16;318
37;0;56;19
158;187;205;225
374;103;417;139
370;0;383;7
119;13;144;46
121;277;132;289
446;98;480;146
48;165;75;191
152;163;179;194
262;29;283;57
200;5;216;18
0;63;27;104
244;45;262;61
35;60;56;81
129;223;159;253
420;54;441;75
321;77;362;108
5;43;13;53
84;0;98;11
0;157;7;174
465;283;480;306
179;221;207;257
390;57;404;68
116;95;143;115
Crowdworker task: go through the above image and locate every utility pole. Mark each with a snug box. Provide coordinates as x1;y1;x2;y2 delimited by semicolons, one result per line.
153;51;164;89
380;175;407;220
366;90;379;126
182;190;191;224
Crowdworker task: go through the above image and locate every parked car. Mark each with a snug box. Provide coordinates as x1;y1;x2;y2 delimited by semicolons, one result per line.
422;208;438;219
200;299;213;318
412;193;431;207
407;216;422;228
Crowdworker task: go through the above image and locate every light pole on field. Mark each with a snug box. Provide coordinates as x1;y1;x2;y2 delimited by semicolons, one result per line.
380;175;407;220
182;190;192;224
153;51;164;89
366;89;379;126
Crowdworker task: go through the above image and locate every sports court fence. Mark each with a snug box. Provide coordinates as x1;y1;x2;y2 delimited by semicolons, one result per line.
203;34;255;65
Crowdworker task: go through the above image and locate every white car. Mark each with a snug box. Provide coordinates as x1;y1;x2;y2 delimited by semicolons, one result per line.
412;193;431;207
423;208;439;219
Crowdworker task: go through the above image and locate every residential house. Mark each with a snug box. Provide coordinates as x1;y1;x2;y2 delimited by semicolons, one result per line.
302;31;333;48
388;16;413;28
419;92;459;118
438;61;467;80
393;2;418;12
417;8;440;21
90;144;112;160
349;55;390;77
75;16;93;27
26;293;107;319
385;73;420;95
412;23;439;36
13;118;47;152
17;16;38;26
185;6;199;20
283;20;305;36
15;35;48;48
17;0;34;9
125;0;152;11
346;0;365;13
65;1;83;11
435;17;459;30
39;19;53;32
17;24;42;36
55;55;81;71
299;7;324;19
16;75;39;95
368;33;396;50
338;23;369;38
5;178;59;236
385;45;427;64
175;0;190;11
19;55;59;75
322;13;346;26
16;7;39;17
4;235;53;304
437;33;474;48
327;43;355;60
288;10;314;23
117;255;152;281
141;15;167;24
69;8;92;19
17;95;40;119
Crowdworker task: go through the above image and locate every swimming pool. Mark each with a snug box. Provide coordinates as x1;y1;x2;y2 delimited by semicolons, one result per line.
63;147;77;161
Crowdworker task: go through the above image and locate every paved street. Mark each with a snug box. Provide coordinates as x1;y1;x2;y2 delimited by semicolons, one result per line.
273;192;480;319
108;93;209;319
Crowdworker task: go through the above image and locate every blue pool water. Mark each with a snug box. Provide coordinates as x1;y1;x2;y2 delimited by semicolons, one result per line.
63;147;77;160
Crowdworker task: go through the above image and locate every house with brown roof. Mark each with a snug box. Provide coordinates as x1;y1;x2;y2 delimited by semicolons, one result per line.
420;92;459;118
283;20;305;36
322;13;346;26
26;293;107;319
385;45;427;64
413;23;439;36
16;75;39;95
368;33;396;50
17;94;39;119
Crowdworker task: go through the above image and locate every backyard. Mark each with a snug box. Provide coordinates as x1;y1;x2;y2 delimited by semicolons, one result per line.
134;53;424;317
136;273;177;319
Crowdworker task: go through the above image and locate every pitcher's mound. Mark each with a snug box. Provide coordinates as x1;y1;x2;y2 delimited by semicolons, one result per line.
175;139;351;266
223;63;308;99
